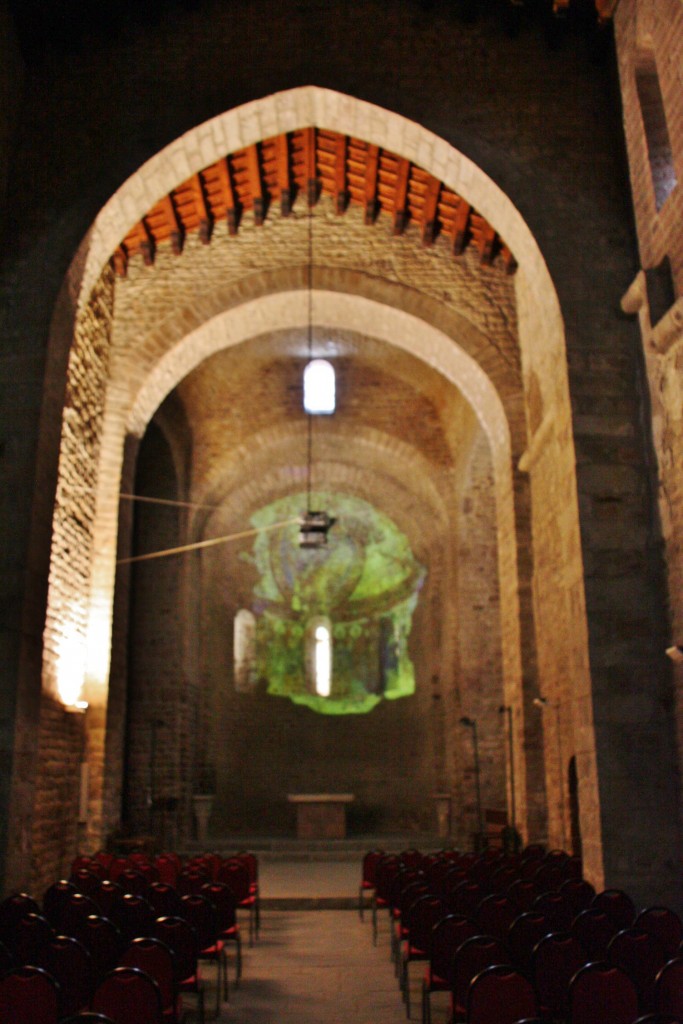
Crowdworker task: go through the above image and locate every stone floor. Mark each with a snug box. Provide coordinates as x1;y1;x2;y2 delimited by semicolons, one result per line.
191;860;451;1024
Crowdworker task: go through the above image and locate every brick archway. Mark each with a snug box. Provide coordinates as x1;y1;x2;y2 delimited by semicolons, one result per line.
38;87;602;888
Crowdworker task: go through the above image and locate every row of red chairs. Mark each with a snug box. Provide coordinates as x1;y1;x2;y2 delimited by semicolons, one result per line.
69;850;259;945
0;880;246;1022
361;844;683;1024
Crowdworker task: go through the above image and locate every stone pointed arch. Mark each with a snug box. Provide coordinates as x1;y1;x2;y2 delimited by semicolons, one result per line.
41;86;602;888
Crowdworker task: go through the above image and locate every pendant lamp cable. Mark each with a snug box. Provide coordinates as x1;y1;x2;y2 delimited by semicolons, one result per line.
306;196;314;512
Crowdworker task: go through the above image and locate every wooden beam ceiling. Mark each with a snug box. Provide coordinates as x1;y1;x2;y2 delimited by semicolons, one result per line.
112;129;517;277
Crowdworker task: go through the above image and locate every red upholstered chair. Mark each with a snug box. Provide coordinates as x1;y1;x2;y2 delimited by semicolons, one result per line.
390;876;429;966
636;906;683;959
506;879;537;912
176;868;210;897
568;960;639;1024
466;962;537;1024
422;914;479;1024
43;880;79;928
120;936;182;1023
571;906;619;959
608;926;668;1013
359;849;385;920
60;893;101;938
148;882;184;921
655;955;683;1020
559;877;595;920
216;858;258;944
0;892;40;952
507;910;551;970
71;915;124;986
109;893;156;944
531;930;587;1021
446;881;483;919
152;915;205;1024
399;895;446;1016
400;849;424;870
14;911;54;964
92;966;164;1024
0;939;13;976
475;893;518;944
371;854;402;945
590;888;636;930
70;868;103;897
201;881;242;985
71;856;105;879
234;851;260;931
116;869;149;898
154;855;180;888
440;866;468;900
488;864;521;895
180;893;228;1015
0;964;60;1024
90;879;124;920
450;934;508;1022
532;890;574;932
32;934;93;1018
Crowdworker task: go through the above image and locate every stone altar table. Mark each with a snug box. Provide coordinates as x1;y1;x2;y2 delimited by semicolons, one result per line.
287;793;355;839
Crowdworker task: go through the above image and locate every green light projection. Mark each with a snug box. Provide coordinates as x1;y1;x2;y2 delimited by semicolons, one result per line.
243;492;426;714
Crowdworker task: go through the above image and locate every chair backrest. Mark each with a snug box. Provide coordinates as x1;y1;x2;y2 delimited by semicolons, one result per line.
569;960;639;1024
70;868;102;896
201;881;238;933
531;930;587;1020
120;936;177;1012
571;906;619;959
0;964;60;1024
636;906;683;959
176;868;210;897
116;869;149;898
14;911;54;963
71;915;123;985
532;890;574;932
429;914;479;982
591;888;636;930
361;849;385;886
61;892;101;936
467;962;537;1024
447;880;483;918
154;854;179;887
451;933;508;1019
216;859;251;902
180;893;219;951
32;933;93;1018
475;893;518;943
152;915;199;984
558;878;595;920
0;892;40;951
654;955;683;1019
608;926;668;1012
507;910;551;969
92;966;164;1024
90;879;124;919
372;854;401;902
404;895;445;953
43;880;78;927
400;848;424;870
148;881;184;920
506;878;537;912
109;893;156;944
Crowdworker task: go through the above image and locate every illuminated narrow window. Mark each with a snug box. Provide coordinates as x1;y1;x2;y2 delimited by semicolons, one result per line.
234;608;256;692
636;51;677;210
303;359;335;415
314;623;332;697
306;616;332;696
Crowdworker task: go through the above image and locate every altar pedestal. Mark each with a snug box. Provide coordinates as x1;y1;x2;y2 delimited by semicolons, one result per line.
287;793;355;839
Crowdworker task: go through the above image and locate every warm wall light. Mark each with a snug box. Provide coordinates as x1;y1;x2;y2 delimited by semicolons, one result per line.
55;617;87;709
666;645;683;664
64;700;89;714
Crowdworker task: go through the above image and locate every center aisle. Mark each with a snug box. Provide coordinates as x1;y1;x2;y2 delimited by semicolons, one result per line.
219;908;442;1024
